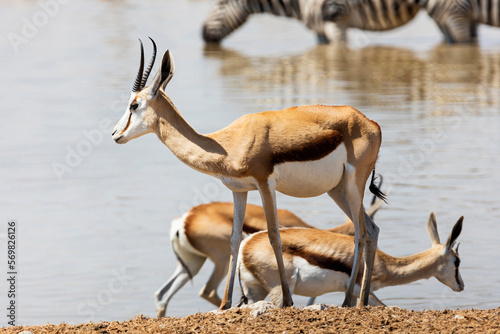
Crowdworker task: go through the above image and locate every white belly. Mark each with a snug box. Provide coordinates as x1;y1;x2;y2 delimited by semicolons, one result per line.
292;257;348;297
216;143;347;196
274;143;346;197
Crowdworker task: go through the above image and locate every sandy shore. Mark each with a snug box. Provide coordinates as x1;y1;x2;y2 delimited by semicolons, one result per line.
2;303;499;333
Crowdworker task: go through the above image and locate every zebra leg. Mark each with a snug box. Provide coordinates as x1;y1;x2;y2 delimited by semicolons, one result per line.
470;22;478;39
317;33;331;44
322;22;348;44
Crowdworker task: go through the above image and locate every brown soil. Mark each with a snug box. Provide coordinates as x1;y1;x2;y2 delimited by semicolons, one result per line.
2;304;499;333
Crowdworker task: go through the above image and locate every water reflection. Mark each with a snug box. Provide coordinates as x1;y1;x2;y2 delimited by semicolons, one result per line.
2;0;499;324
204;43;500;109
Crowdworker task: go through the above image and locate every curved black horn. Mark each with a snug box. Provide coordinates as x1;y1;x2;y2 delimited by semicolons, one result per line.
141;37;157;89
132;39;145;92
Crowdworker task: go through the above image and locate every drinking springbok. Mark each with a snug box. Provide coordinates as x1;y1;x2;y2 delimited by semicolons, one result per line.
155;194;385;317
112;39;384;308
238;213;464;306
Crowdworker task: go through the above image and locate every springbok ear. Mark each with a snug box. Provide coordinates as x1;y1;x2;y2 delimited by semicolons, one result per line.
427;212;440;246
147;49;175;97
445;216;463;251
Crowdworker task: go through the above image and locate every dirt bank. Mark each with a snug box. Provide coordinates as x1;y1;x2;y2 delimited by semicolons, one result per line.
2;303;499;333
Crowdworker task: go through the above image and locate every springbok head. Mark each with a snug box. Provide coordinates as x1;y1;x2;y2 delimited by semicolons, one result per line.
112;38;174;144
427;212;465;292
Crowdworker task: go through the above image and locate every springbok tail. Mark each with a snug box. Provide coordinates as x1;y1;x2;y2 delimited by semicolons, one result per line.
370;174;383;205
369;170;387;203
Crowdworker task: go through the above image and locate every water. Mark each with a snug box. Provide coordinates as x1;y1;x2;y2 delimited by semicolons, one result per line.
0;0;499;326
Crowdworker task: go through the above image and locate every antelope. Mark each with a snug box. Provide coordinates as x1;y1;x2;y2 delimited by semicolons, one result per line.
155;194;385;317
111;38;384;309
238;213;464;307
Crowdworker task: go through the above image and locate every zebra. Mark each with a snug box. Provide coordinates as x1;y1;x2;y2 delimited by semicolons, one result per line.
324;0;500;43
202;0;421;44
321;0;421;31
419;0;500;43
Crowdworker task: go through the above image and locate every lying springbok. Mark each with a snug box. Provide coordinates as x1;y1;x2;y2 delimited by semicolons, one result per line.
112;39;385;309
238;213;464;307
155;196;386;317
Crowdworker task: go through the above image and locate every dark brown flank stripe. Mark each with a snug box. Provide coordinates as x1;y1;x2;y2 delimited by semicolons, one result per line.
271;131;343;165
282;243;352;276
242;225;261;234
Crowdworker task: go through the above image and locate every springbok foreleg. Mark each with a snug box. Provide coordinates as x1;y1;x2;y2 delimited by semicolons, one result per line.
258;180;293;307
219;191;248;310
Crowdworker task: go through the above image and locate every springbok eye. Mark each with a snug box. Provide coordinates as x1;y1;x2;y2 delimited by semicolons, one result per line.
454;257;460;267
130;103;139;111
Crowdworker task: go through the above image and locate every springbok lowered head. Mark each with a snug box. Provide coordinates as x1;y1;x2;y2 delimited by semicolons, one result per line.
154;193;386;317
238;212;464;308
426;212;464;291
112;38;385;310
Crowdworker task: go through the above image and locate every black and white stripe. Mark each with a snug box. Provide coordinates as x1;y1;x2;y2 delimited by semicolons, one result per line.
322;0;421;31
422;0;500;42
203;0;303;43
202;0;421;44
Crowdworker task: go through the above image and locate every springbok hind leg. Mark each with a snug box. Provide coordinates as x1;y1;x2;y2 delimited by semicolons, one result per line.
358;212;379;307
327;170;367;307
154;254;205;318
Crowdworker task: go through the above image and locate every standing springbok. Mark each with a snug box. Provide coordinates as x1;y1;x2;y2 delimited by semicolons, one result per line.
238;213;464;307
155;195;385;317
112;38;384;309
